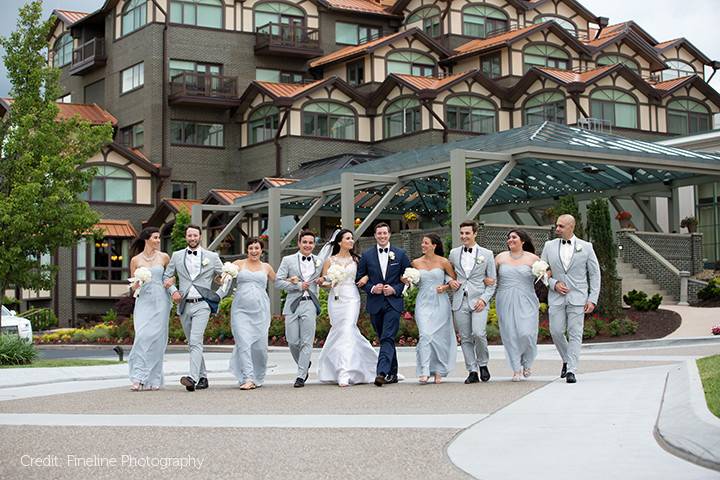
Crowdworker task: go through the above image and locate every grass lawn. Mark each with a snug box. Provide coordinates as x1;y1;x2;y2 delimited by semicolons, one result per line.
697;354;720;418
0;359;124;369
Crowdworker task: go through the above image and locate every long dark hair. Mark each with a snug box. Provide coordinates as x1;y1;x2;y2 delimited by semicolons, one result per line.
424;233;444;257
331;228;359;262
508;229;535;254
130;227;160;258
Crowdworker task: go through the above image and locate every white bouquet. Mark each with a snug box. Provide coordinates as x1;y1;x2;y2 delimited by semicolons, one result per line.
402;267;421;297
531;260;550;286
128;266;152;298
326;263;349;300
220;262;239;294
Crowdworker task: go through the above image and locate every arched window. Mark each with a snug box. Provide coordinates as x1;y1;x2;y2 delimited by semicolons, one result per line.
533;15;576;36
667;99;711;135
53;33;73;67
254;2;305;36
248;105;279;144
662;60;696;81
406;6;441;37
523;44;570;72
596;54;639;73
462;5;508;38
590;89;637;129
122;0;147;36
524;91;566;125
386;51;435;77
445;95;496;133
384;97;421;137
170;0;222;28
302;102;356;140
81;165;134;203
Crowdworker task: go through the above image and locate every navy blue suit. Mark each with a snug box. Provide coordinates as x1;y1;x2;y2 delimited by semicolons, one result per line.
356;245;411;377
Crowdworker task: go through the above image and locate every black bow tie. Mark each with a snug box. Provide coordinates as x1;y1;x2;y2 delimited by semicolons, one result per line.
302;256;312;262
187;249;198;255
561;240;571;245
378;247;388;253
464;247;473;253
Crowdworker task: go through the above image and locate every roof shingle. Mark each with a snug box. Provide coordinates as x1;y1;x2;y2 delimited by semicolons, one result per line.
53;9;89;25
323;0;396;16
309;31;406;68
94;219;137;238
453;23;547;56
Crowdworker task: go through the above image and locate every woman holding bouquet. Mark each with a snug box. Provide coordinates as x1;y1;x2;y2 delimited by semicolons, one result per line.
128;227;171;391
408;234;457;384
228;237;276;390
316;229;377;387
494;229;541;381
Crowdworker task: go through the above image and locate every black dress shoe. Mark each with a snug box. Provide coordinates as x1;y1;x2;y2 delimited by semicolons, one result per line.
294;377;305;388
196;377;209;390
180;376;196;392
385;374;399;384
560;363;568;378
479;366;491;382
464;372;480;384
304;361;312;382
374;375;387;387
566;372;577;384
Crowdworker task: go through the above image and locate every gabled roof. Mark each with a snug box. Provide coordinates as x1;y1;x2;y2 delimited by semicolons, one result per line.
524;0;599;23
308;28;451;69
52;9;89;25
145;198;201;227
94;219;137;238
654;38;713;66
316;0;399;17
204;189;250;205
238;77;366;111
650;75;720;107
251;177;299;192
290;152;384;179
0;98;118;126
583;23;666;71
588;21;658;46
103;142;167;177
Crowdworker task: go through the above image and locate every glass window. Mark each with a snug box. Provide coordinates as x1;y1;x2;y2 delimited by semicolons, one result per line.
248;105;279;144
346;60;364;86
384;97;421;137
170;0;222;29
57;93;72;103
122;0;147;36
169;59;220;79
119;123;144;148
171;120;224;147
76;238;87;281
667;99;711;135
81;165;134;203
254;2;305;33
480;53;501;79
255;68;306;83
302;102;356;140
445;95;496;133
533;15;576;35
53;33;73;67
524;91;566;125
386;51;435;77
120;63;144;93
590;89;637;129
406;7;441;37
171;181;196;199
596;54;639;73
462;5;508;38
85;237;130;282
523;44;569;72
662;60;696;81
335;22;380;45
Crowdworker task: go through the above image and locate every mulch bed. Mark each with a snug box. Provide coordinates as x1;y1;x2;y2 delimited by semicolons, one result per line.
586;308;682;343
692;298;720;308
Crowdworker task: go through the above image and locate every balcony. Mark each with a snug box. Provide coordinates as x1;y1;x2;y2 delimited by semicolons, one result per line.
70;37;106;76
168;72;241;108
255;23;323;58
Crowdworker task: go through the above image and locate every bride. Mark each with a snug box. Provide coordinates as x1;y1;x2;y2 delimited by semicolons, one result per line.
316;229;378;387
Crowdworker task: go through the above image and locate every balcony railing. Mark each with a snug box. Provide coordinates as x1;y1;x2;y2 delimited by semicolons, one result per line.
255;22;322;57
70;37;106;75
168;72;240;108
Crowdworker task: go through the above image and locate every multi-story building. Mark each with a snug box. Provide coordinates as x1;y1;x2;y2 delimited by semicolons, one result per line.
23;0;720;324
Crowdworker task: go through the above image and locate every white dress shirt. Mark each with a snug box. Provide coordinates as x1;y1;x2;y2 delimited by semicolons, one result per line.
299;253;315;297
378;244;390;278
461;245;477;274
185;248;202;299
560;236;576;271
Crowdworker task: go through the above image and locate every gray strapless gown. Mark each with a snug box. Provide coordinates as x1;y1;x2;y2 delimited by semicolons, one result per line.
128;265;171;387
229;269;270;386
414;268;456;377
496;264;539;372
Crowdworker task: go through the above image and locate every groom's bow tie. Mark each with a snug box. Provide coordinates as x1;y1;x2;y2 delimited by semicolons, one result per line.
301;256;312;261
463;247;473;253
378;247;388;253
561;239;571;245
187;249;198;255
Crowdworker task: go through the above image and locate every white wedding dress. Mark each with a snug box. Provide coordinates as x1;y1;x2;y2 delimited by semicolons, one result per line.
317;256;378;385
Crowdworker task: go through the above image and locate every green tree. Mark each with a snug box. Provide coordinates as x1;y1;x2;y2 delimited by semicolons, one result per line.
554;195;585;239
586;198;623;319
0;1;113;325
171;207;192;252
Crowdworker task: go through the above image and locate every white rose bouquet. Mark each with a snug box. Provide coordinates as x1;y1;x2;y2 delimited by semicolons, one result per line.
325;263;349;300
128;267;152;298
401;267;421;297
220;262;239;294
531;260;550;286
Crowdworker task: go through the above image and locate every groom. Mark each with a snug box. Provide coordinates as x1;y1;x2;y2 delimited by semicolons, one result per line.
164;225;225;392
541;214;601;383
357;223;411;387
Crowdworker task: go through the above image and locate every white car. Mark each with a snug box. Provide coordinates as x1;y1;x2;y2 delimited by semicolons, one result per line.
0;306;33;341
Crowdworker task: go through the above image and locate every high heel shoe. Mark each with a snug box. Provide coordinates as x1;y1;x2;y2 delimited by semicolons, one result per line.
511;372;522;382
523;367;531;378
418;376;429;384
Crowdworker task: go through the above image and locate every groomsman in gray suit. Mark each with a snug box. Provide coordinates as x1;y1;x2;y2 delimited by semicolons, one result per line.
164;224;225;392
541;214;601;383
275;230;322;388
448;221;497;384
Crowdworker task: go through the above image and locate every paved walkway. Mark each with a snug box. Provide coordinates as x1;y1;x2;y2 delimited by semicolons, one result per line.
663;305;720;338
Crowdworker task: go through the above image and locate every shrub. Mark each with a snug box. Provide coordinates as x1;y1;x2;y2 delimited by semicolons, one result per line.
268;315;284;338
486;323;500;342
583;323;597;339
538;320;551;340
23;307;58;331
538;302;549;314
698;277;720;301
101;309;118;324
0;334;37;365
315;314;331;341
623;289;662;311
2;296;20;311
608;317;638;336
112;295;136;318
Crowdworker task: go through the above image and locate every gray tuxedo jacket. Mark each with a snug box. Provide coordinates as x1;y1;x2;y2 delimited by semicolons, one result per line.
541;238;601;307
164;248;225;315
275;252;322;315
448;245;497;311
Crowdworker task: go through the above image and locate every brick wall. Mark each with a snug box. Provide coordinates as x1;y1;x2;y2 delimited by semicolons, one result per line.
633;231;704;274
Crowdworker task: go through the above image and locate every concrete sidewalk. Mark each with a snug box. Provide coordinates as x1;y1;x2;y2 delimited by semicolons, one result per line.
663;305;720;338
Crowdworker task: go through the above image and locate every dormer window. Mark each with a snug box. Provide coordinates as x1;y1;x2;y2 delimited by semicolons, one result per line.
523;44;570;72
122;0;147;36
406;6;441;37
596;54;640;73
662;60;696;81
386;51;436;77
534;15;577;36
53;33;73;68
462;5;508;39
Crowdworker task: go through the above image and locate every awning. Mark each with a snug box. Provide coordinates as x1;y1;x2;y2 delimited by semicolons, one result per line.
94;219;137;238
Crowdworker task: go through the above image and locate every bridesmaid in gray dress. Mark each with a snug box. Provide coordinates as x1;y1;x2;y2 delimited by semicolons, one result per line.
228;237;276;390
407;233;457;384
494;229;540;382
128;227;171;391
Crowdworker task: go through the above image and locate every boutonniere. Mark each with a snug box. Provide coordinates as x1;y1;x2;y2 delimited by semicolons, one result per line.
476;256;485;265
388;251;395;260
575;245;582;253
202;258;209;266
314;258;322;268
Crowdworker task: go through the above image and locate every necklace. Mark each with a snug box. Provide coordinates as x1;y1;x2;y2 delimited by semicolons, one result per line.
142;250;158;262
509;251;524;260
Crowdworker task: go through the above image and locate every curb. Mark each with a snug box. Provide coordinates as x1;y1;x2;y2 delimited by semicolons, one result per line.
581;336;720;350
654;360;720;472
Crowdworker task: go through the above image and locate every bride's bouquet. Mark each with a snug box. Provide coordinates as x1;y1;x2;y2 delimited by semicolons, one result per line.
326;264;349;300
220;262;239;294
128;267;152;298
531;260;550;286
401;267;421;297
